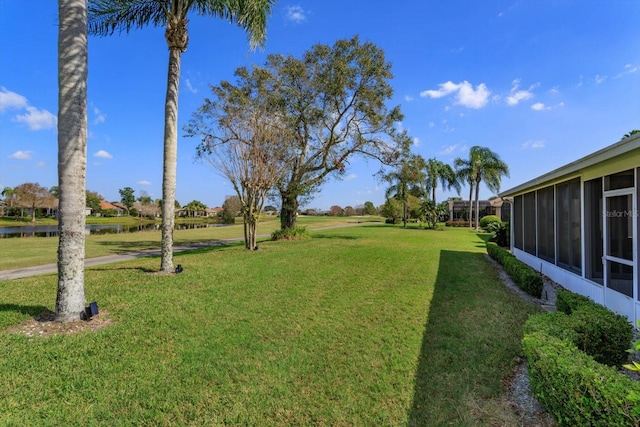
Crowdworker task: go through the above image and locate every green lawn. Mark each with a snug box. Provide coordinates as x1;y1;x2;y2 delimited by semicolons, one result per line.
0;216;379;270
0;225;540;425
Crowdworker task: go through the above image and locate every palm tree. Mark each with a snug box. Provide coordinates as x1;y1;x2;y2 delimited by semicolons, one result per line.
88;0;274;272
384;154;425;229
455;146;509;231
453;159;476;227
424;158;461;204
56;0;88;322
1;187;15;209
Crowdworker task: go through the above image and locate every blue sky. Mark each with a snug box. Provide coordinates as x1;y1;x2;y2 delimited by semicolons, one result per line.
1;1;639;211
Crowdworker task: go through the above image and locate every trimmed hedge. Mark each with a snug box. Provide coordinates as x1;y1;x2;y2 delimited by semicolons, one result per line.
523;331;640;426
556;289;595;315
445;220;470;227
486;242;544;298
524;309;632;366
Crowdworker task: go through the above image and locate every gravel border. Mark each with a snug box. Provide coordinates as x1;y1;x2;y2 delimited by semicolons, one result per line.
485;255;558;426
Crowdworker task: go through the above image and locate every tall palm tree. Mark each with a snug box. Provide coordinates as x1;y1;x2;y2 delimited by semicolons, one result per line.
424;158;461;204
56;0;88;322
88;0;273;272
1;187;15;208
455;146;509;231
453;159;475;227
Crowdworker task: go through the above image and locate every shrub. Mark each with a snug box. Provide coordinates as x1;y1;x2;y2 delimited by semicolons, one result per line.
487;221;510;247
486;242;543;298
555;289;594;315
525;309;632;367
271;226;310;241
479;215;501;230
523;331;640;426
445;220;469;227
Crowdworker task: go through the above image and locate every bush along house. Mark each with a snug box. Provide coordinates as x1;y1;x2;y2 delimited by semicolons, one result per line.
500;132;640;323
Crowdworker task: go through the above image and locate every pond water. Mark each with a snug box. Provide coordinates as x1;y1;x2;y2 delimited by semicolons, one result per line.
0;222;227;238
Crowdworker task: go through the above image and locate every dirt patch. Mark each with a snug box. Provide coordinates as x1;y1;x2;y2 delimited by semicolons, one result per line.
5;309;112;338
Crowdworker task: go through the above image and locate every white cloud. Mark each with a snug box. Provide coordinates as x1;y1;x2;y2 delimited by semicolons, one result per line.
9;150;33;160
594;74;607;84
522;140;545;149
13;106;57;130
506;79;535;106
439;144;459;155
404;95;414;102
428;122;435;128
421;81;491;109
345;173;357;181
36;161;46;168
285;6;307;23
531;102;549;111
614;63;639;78
92;105;106;124
0;87;28;112
137;180;151;186
185;78;197;94
94;150;113;159
412;137;420;146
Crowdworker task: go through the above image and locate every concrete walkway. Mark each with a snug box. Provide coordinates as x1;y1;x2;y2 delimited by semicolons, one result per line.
0;239;238;280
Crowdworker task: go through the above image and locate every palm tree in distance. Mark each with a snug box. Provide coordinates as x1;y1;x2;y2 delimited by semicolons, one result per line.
453;159;475;227
424;158;460;204
455;146;509;231
88;0;274;272
384;153;425;229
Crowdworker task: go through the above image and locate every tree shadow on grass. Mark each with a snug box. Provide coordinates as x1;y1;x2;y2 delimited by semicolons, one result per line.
311;234;359;240
407;249;522;426
0;303;50;317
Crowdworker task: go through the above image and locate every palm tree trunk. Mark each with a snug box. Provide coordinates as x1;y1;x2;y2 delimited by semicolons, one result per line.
55;0;87;322
474;178;481;231
468;183;473;228
160;47;181;273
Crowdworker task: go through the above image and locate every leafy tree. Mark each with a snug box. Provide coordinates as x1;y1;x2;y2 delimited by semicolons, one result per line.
137;190;152;206
344;206;356;216
419;199;439;229
228;36;405;231
56;0;88;322
187;61;289;250
455;146;509;231
329;205;344;216
425;158;460;204
88;0;274;272
49;185;60;198
383;152;426;228
363;201;377;215
14;182;50;222
119;186;135;214
381;197;403;224
86;190;103;214
222;195;242;223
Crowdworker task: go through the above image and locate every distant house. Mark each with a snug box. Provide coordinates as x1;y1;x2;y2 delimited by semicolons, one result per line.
500;133;640;323
447;198;508;222
206;207;224;217
99;200;125;217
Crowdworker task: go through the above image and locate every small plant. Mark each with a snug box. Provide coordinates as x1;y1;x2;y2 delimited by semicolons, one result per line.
271;226;310;241
479;215;501;230
624;320;640;373
487;221;509;247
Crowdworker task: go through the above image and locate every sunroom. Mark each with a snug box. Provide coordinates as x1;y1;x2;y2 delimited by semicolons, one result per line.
500;133;640;323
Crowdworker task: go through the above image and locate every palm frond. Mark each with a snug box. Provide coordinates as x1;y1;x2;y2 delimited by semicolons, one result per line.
88;0;168;36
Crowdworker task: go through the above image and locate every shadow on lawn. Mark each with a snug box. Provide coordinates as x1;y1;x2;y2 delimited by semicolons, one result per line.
407;249;505;426
0;303;50;317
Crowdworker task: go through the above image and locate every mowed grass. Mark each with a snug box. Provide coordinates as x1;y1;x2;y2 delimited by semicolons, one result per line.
0;216;377;270
0;225;540;426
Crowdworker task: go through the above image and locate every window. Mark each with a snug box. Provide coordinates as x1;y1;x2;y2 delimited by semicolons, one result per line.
585;178;603;284
537;186;555;263
523;192;536;255
556;178;581;274
514;195;523;249
605;169;634;191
